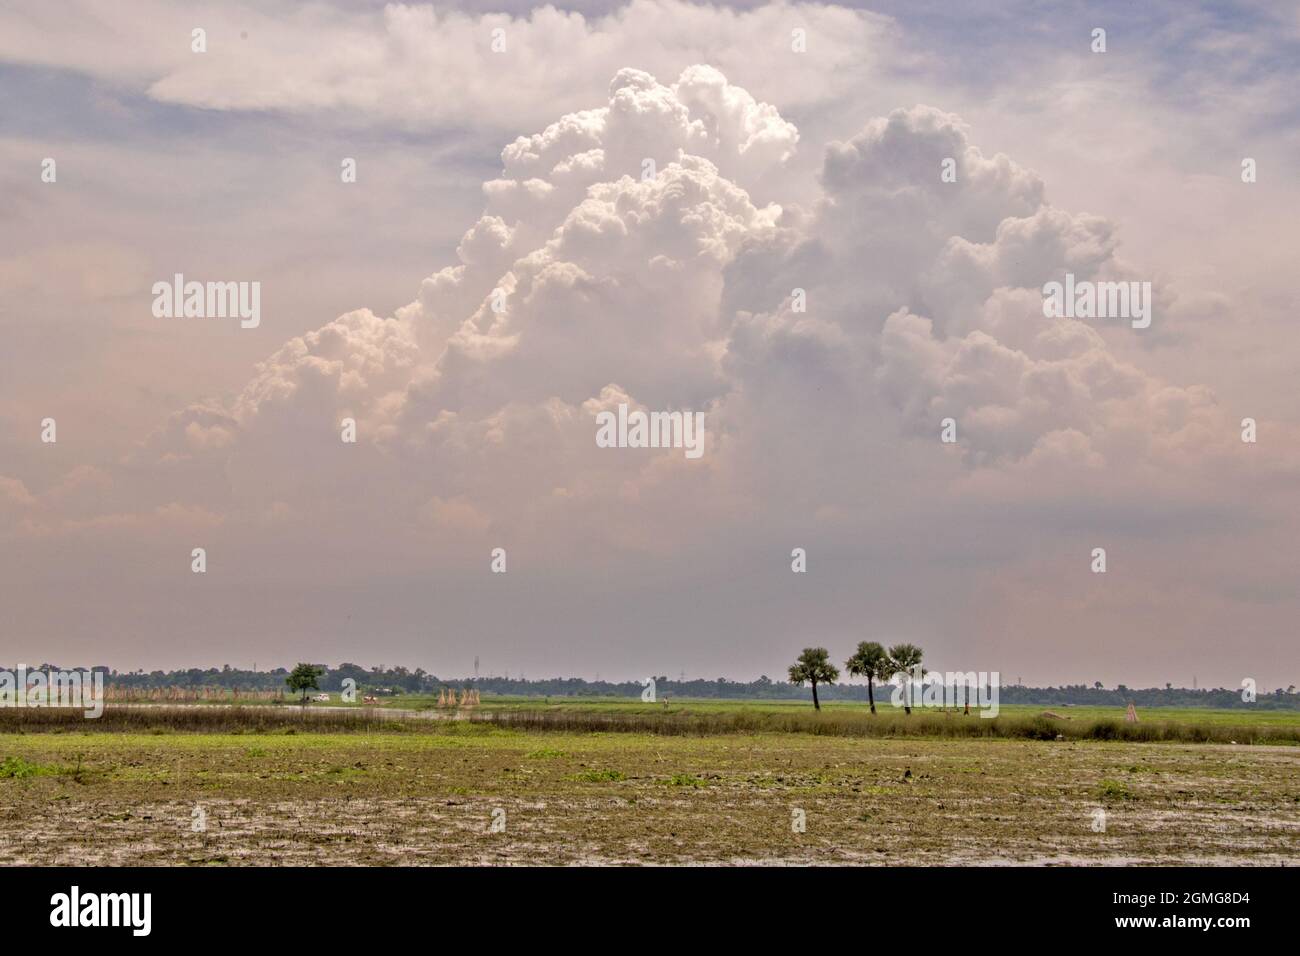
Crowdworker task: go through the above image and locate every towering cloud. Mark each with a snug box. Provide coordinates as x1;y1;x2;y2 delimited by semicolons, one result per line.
66;69;1251;545
3;56;1294;682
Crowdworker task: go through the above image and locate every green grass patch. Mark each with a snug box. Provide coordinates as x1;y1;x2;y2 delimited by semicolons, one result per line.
666;772;707;788
525;747;568;759
1099;778;1136;801
573;769;625;782
0;756;49;779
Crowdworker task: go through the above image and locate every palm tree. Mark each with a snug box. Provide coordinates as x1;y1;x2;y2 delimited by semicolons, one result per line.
788;647;839;711
886;643;924;715
845;641;890;714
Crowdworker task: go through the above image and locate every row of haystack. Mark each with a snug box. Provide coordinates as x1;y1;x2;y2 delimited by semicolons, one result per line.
437;688;480;708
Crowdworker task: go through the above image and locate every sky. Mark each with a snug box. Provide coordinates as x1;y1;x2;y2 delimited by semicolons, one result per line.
0;0;1297;688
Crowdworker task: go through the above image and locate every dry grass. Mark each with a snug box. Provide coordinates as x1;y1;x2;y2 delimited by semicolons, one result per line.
0;706;413;735
3;703;1295;745
468;707;1299;745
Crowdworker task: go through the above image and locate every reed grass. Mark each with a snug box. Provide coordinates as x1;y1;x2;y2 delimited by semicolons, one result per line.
1;704;1293;744
468;707;1299;744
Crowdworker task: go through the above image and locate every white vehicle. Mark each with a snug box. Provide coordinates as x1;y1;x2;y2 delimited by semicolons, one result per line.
312;693;330;702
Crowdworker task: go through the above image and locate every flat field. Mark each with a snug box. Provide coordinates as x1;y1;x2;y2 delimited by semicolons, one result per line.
386;695;1300;729
1;700;1296;865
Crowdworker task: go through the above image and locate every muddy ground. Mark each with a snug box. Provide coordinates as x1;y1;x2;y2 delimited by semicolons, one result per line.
0;730;1295;865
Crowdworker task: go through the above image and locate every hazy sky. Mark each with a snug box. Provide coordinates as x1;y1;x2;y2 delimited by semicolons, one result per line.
1;1;1297;688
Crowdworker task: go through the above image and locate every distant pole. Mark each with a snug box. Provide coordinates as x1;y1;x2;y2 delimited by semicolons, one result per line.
474;656;479;680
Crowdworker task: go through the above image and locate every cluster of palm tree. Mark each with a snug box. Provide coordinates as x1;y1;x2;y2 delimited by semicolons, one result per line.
788;643;924;712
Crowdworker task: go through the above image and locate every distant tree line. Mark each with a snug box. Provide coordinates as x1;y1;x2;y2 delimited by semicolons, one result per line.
14;662;1297;710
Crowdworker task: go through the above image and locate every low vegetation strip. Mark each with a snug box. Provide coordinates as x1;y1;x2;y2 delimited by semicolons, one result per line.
469;708;1300;744
0;706;416;735
1;704;1295;744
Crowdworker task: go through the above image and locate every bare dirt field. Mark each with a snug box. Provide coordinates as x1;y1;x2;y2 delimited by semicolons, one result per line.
1;725;1296;865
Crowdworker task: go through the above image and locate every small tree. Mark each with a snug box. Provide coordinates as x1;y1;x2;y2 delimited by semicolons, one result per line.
886;644;923;714
286;663;324;704
788;647;839;711
845;641;890;714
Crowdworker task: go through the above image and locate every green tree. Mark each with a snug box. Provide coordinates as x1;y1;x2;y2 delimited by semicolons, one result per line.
788;647;839;711
286;663;324;704
845;641;891;714
886;643;924;715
